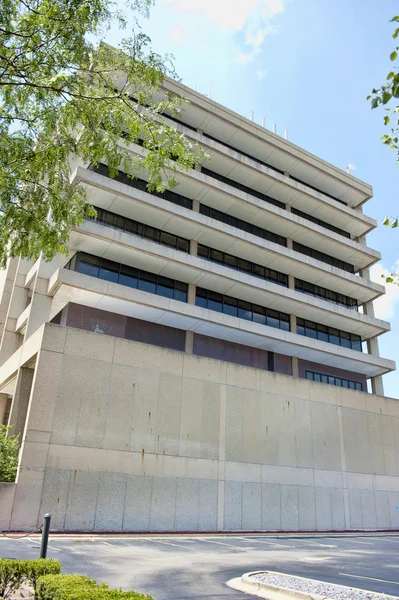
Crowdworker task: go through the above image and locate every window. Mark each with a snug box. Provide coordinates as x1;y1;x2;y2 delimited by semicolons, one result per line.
88;205;190;254
199;205;287;248
88;164;193;209
202;167;285;210
293;242;354;273
291;207;351;239
196;288;290;331
305;370;363;391
297;318;363;352
197;244;288;287
71;252;188;303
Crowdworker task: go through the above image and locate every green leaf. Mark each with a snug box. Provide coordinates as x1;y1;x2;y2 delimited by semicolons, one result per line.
391;50;398;61
384;115;391;125
391;16;399;22
383;216;390;225
371;97;380;109
393;85;399;98
383;91;393;104
386;277;394;283
388;71;395;79
392;219;399;228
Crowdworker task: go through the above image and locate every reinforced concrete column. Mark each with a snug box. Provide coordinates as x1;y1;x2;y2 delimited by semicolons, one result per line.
185;282;197;354
0;394;9;425
361;267;384;396
289;313;299;377
8;367;34;442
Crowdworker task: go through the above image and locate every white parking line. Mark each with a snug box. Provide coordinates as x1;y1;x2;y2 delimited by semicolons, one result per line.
238;537;292;549
149;539;196;550
298;539;337;548
24;538;61;552
339;573;399;585
337;538;374;546
198;538;246;550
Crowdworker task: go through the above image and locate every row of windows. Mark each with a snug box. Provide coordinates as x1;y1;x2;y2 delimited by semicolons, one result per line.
89;207;190;253
305;370;363;390
202;167;286;210
202;134;346;206
297;318;362;351
293;242;355;273
90;165;356;275
89;163;193;210
197;244;288;287
199;204;287;247
67;252;188;302
294;279;358;310
291;207;351;239
290;176;347;206
196;288;290;330
65;252;365;353
160;111;346;207
203;133;285;175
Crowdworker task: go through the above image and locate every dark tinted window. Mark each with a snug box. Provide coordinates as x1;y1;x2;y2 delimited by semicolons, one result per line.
196;288;290;331
297;318;363;352
305;370;363;391
198;244;288;287
70;252;188;303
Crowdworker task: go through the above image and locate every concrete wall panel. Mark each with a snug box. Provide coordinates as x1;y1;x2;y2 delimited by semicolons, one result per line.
3;324;399;532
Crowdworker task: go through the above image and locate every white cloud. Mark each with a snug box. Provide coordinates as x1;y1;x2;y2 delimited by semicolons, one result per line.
170;26;186;43
235;53;254;65
165;0;284;64
370;262;399;320
257;69;267;79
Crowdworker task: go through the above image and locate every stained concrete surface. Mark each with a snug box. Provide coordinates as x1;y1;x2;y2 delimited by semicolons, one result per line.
1;534;399;599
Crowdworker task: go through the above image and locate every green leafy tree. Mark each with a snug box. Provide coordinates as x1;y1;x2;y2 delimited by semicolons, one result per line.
0;0;204;266
368;16;399;284
0;426;19;482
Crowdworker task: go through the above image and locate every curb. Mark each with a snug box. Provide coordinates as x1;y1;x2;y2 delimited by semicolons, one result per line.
227;572;323;600
227;571;399;600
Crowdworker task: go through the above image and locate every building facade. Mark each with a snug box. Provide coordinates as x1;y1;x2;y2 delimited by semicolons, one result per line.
0;80;398;532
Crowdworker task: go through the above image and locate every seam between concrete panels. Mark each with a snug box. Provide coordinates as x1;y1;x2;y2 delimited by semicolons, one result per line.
100;360;115;449
199;379;204;460
73;357;87;446
217;382;226;530
337;405;350;528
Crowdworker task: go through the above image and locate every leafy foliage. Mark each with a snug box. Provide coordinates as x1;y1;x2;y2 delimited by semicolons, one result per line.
0;425;19;482
0;559;23;599
36;574;153;600
0;559;61;599
0;0;205;266
368;15;399;286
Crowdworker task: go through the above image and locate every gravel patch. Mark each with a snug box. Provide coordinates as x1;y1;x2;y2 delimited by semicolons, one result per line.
250;572;398;600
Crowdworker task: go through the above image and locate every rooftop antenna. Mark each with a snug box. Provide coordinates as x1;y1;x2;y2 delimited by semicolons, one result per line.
346;163;356;175
273;124;277;134
261;117;266;128
208;86;211;99
250;110;254;121
284;128;288;140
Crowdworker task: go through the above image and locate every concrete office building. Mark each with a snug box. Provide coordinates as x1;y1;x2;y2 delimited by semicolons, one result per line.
0;79;398;532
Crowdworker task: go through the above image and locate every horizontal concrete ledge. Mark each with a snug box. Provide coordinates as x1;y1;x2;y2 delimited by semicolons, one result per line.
70;221;390;340
72;166;385;304
164;78;373;207
47;268;395;377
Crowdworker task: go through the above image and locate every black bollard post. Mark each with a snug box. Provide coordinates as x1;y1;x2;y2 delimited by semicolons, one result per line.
40;514;51;559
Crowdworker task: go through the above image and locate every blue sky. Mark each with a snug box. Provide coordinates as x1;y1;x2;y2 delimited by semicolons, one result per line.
109;0;399;397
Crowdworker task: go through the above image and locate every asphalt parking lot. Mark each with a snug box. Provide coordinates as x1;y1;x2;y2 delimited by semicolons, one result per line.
1;533;399;599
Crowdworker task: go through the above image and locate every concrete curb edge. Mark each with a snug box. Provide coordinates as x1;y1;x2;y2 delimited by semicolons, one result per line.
227;571;399;600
